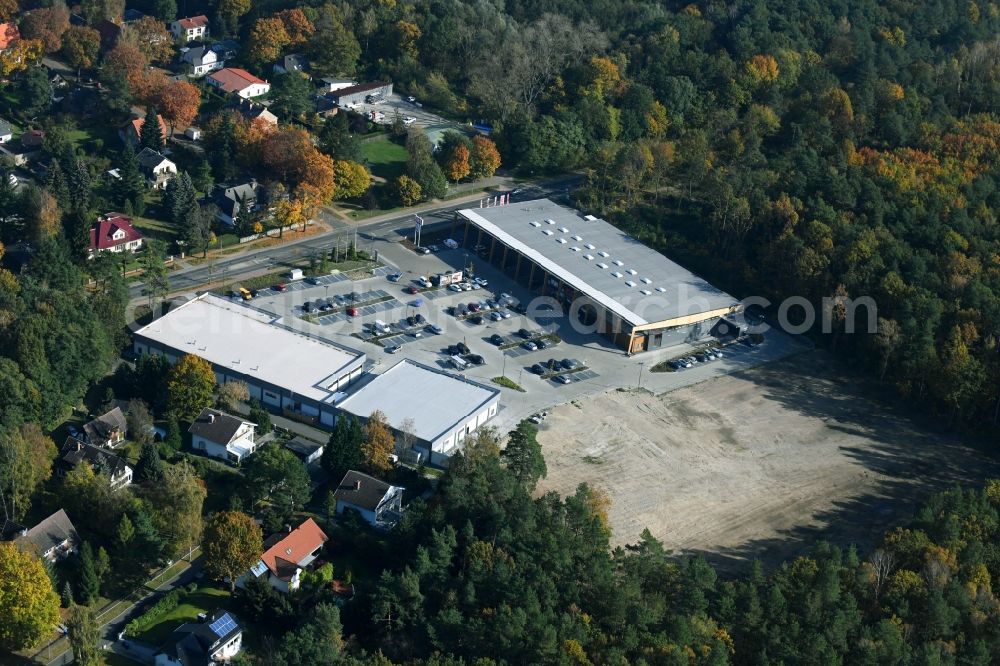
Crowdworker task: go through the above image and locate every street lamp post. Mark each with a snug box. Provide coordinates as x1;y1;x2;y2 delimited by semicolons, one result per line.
638;362;644;390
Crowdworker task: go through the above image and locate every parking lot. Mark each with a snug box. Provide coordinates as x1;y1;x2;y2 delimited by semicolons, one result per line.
350;93;468;144
237;233;810;434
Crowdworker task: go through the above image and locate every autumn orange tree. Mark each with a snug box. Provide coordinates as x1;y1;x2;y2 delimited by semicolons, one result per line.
19;6;70;53
247;17;290;65
0;38;43;77
157;81;201;135
276;8;314;45
0;0;16;22
119;15;174;63
444;144;471;182
362;410;395;474
470;136;501;179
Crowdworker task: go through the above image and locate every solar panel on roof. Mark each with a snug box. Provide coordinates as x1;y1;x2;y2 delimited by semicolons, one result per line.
209;613;237;638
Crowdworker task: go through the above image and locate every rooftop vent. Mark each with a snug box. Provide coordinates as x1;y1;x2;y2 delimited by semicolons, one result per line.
656;286;667;293
598;251;610;258
584;214;598;221
613;259;624;266
596;262;608;269
572;235;582;241
627;268;637;275
542;229;554;235
585;243;595;250
570;246;581;252
640;289;652;295
556;238;567;244
611;271;623;278
641;277;652;284
625;280;636;287
544;218;556;224
584;254;594;260
529;221;541;227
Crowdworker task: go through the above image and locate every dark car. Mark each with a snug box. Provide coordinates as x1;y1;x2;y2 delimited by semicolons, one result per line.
490;333;504;345
468;354;485;365
406;286;419;294
522;340;538;351
468;303;481;313
414;313;426;324
536;338;549;349
274;283;287;292
249;289;259;298
346;307;358;316
560;358;578;370
387;272;401;282
457;304;469;316
303;301;314;313
457;342;471;355
530;363;546;374
547;358;561;370
519;328;532;339
513;304;528;315
469;315;484;325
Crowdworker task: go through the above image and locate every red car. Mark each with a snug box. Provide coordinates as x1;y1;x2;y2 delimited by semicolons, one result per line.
406;286;419;294
468;303;481;312
346;307;359;316
274;283;287;292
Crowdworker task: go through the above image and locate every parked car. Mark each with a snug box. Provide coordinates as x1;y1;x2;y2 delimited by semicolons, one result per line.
410;330;423;337
448;283;463;292
490;334;504;345
555;374;572;384
457;342;470;355
560;358;579;370
500;310;512;319
475;277;489;287
523;341;538;351
490;311;503;321
346;307;358;316
387;272;401;282
530;363;546;374
470;315;484;325
415;246;430;255
427;324;443;334
306;276;321;285
468;303;481;313
274;283;287;292
407;95;416;103
536;338;550;349
462;283;474;291
406;285;420;294
303;302;314;313
519;328;532;338
403;116;416;125
513;304;528;314
385;345;401;354
468;354;485;365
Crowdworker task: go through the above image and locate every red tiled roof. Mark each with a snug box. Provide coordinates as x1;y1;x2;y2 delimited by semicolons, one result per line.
0;22;19;50
128;115;168;142
208;68;267;94
260;518;327;577
89;214;143;252
176;15;209;30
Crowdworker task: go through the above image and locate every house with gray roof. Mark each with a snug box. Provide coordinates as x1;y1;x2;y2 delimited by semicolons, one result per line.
83;406;127;448
189;408;257;464
154;609;243;666
58;437;133;491
332;470;404;530
181;45;223;77
2;509;79;562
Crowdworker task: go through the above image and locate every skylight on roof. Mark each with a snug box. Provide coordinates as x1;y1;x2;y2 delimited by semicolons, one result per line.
572;235;582;241
640;289;652;295
627;268;637;275
613;259;624;266
598;251;610;258
545;218;556;224
656;286;667;292
597;262;608;269
584;254;594;260
529;221;541;227
585;244;595;250
556;238;567;243
570;246;581;251
641;277;652;284
611;271;623;278
559;227;569;233
542;229;554;235
625;280;636;287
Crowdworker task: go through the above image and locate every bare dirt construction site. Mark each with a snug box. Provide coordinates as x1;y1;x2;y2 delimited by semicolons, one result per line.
535;352;1000;573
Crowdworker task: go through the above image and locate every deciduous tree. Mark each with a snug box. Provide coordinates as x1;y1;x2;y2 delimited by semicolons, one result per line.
67;604;101;666
143;462;206;560
470;136;501;179
60;26;100;74
156;81;200;135
0;541;60;650
216;380;249;412
0;38;44;77
247;17;289;65
275;8;314;45
244;445;311;518
0;423;57;523
394;175;422;206
362;410;395;474
20;6;70;53
166;354;216;421
203;511;262;591
126;398;153;446
119;15;173;63
332;160;370;199
444;144;471;182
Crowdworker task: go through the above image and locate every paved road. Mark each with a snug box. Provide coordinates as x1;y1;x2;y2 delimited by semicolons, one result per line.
128;176;582;301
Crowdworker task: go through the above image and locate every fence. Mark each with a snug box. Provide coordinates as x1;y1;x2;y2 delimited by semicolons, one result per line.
239;220;315;244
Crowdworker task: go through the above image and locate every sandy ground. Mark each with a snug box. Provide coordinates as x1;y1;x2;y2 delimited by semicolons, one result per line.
536;352;1000;572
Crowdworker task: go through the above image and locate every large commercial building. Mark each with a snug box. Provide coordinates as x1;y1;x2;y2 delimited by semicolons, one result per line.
133;294;366;426
336;359;501;465
454;199;743;354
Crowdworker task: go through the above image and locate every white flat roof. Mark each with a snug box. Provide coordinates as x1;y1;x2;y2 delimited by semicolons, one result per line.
459;200;738;327
134;293;365;404
337;359;499;443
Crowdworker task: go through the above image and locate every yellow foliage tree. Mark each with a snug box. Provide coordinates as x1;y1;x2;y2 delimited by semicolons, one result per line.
470;135;501;179
0;542;60;651
332;160;371;199
362;410;395;474
166;354;217;421
0;38;44;77
745;54;780;86
444;144;471;182
394;175;422;206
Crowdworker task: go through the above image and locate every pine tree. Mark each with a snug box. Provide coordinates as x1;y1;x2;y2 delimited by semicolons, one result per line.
210;114;237;181
65;208;92;261
117;144;147;215
323;415;363;480
61;582;73;608
164;413;182;452
45;159;71;211
192;160;213;195
135;442;165;482
139;105;165;153
76;542;100;605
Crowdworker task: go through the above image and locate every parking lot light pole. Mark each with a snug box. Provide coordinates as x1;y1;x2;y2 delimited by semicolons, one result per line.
638;362;644;390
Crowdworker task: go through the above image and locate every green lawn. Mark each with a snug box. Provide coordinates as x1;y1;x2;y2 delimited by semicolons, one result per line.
360;136;408;181
135;585;232;646
130;214;179;244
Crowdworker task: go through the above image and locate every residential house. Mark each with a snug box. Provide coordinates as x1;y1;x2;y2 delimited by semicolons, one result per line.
329;82;393;108
215;181;260;227
123;8;145;23
136;148;177;189
188;408;257;464
2;509;80;563
211;40;239;61
315;96;339;120
95;19;122;50
89;214;143;257
170;16;209;43
181;45;223;77
83;405;128;446
21;129;44;147
154;610;243;666
206;68;270;99
238;518;328;594
273;54;309;75
332;470;404;530
283;437;324;465
233;98;277;125
58;437;133;491
0;119;11;143
0;22;19;52
121;115;168;148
